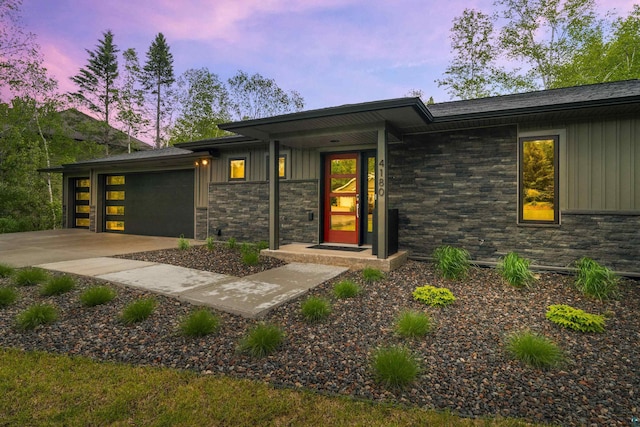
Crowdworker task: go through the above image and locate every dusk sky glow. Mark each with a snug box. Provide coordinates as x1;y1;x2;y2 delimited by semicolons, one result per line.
21;0;637;110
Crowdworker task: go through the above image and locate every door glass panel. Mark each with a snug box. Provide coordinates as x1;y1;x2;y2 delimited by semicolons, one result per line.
106;206;125;215
76;179;90;188
106;176;125;185
75;205;90;214
330;215;356;231
331;178;356;192
106;221;125;231
330;159;356;175
76;192;90;201
330;196;356;212
75;218;90;227
367;157;375;233
106;191;125;201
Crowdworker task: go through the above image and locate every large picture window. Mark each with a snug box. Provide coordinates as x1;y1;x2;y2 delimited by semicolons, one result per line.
519;135;559;224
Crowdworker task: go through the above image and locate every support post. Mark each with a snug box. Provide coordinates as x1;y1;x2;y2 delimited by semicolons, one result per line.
269;139;280;250
376;126;388;259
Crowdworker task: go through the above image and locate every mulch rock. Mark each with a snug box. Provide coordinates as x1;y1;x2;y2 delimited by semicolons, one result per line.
1;245;638;426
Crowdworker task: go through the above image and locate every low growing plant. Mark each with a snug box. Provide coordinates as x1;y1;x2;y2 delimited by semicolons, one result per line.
121;298;156;324
240;244;260;266
300;296;331;323
362;267;384;283
395;310;432;338
179;309;221;337
0;287;18;307
255;240;269;251
546;304;605;333
177;234;190;251
40;275;75;296
497;252;535;288
412;285;456;307
505;330;564;369
227;237;238;250
371;345;420;389
80;286;116;307
206;236;216;251
238;323;284;357
13;268;49;287
333;280;361;299
574;257;618;300
433;245;470;280
16;304;58;330
0;263;15;278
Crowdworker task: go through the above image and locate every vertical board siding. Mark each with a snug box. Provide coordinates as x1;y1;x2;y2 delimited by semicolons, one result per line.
523;116;640;211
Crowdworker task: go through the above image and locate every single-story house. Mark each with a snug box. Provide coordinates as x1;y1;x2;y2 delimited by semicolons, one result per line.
53;80;640;274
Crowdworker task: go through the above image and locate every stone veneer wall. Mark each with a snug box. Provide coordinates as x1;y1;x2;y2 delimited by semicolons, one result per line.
195;207;208;241
208;180;319;244
388;125;640;273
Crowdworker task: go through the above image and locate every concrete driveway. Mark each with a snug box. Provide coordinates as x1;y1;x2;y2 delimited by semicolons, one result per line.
0;229;186;267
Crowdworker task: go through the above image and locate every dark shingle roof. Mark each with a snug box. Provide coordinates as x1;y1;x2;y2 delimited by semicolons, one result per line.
62;146;193;167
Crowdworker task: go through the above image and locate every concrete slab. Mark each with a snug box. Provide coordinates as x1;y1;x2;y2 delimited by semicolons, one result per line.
36;257;157;276
97;264;231;295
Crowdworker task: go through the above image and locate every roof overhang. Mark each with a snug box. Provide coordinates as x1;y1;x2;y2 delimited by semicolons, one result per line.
218;97;433;148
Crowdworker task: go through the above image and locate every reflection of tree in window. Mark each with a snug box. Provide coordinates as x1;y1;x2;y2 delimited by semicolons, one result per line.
522;139;555;221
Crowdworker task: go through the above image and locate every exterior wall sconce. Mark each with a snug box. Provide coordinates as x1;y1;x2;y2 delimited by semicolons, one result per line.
202;159;209;166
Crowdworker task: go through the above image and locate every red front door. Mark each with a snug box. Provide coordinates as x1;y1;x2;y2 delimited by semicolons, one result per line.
324;153;359;244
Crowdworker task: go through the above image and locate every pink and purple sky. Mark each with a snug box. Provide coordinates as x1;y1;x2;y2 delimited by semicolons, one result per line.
21;0;637;110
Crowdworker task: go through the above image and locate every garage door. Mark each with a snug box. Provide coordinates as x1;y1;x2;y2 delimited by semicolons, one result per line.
104;170;194;238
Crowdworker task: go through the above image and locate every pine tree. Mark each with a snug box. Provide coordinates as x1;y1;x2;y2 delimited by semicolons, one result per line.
70;30;119;154
140;33;174;148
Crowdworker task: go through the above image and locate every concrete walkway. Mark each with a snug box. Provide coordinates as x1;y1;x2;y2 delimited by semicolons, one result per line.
37;257;348;318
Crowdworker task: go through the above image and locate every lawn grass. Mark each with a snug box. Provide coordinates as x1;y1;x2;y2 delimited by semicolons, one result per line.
0;348;536;426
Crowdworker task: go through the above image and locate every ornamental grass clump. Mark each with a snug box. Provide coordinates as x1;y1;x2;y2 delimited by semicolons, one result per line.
206;236;216;251
226;237;238;250
240;244;260;266
433;245;470;280
0;287;18;308
371;345;420;389
333;280;361;299
505;330;564;369
394;310;432;338
40;275;75;296
16;304;58;330
300;296;331;323
574;257;619;300
412;285;456;307
497;252;535;288
362;267;384;283
80;286;116;307
13;268;49;287
121;298;156;324
0;263;15;278
179;309;221;337
546;304;605;333
239;323;284;357
177;235;190;250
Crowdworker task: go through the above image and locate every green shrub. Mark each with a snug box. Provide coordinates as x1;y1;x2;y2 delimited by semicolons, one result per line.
546;304;605;333
80;286;116;307
255;240;269;251
0;287;18;307
433;245;470;280
40;275;75;296
497;252;535;288
239;323;284;357
574;257;618;300
121;298;156;324
412;285;456;307
371;345;420;389
300;296;331;323
362;267;384;283
505;330;564;369
0;263;15;278
227;237;238;250
16;304;58;330
206;236;216;251
179;309;221;337
395;310;432;338
333;280;361;299
177;234;190;251
240;244;260;266
13;268;49;286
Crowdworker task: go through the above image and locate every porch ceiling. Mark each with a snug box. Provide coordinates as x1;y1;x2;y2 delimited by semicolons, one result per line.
218;98;432;149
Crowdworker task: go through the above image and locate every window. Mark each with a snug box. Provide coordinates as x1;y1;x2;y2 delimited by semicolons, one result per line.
106;175;125;185
266;154;287;179
229;158;246;180
519;135;559;224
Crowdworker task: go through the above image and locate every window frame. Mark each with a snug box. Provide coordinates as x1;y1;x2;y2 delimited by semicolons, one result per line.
228;156;247;181
518;134;560;225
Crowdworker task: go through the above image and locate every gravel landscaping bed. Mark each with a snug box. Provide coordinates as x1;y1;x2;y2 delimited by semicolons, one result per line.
1;245;638;426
